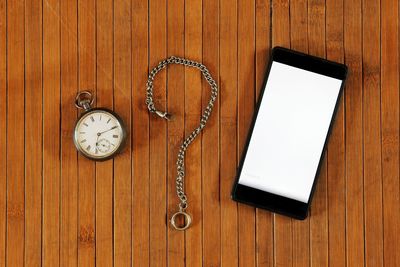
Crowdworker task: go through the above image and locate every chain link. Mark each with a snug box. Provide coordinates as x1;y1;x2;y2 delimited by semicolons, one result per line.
146;56;218;214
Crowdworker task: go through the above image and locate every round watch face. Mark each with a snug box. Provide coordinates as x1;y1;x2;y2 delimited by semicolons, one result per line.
73;108;126;161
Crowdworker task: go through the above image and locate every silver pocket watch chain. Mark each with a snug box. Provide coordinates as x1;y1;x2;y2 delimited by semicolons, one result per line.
146;56;218;231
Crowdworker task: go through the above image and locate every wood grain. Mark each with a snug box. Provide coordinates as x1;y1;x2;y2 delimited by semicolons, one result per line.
202;0;221;266
0;0;399;266
344;0;365;265
6;0;25;266
132;0;150;266
362;0;383;266
25;0;42;265
77;0;96;266
184;0;203;266
166;0;186;265
167;1;185;266
149;0;167;265
381;0;400;266
60;0;78;266
113;0;132;265
220;0;238;266
0;1;6;266
43;0;61;266
238;0;256;266
326;0;346;266
96;0;113;266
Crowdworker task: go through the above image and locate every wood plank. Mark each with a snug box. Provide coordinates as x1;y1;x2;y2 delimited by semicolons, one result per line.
255;0;273;266
113;0;132;265
289;1;310;266
167;0;185;266
362;0;383;266
381;0;400;266
132;0;150;266
24;0;42;265
60;0;79;266
237;0;256;266
96;0;113;266
6;0;25;265
271;1;293;266
149;0;167;265
184;0;203;266
202;0;221;265
307;0;328;266
0;0;5;266
78;0;96;265
219;0;238;265
344;0;364;265
326;0;346;266
43;0;61;265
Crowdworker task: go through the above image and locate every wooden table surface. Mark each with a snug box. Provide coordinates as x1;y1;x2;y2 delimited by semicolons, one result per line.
1;0;399;266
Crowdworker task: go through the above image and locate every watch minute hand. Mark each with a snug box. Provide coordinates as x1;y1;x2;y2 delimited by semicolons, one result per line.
98;126;118;135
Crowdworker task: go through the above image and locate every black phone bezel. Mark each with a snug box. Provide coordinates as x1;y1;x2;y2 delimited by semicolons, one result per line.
231;46;348;220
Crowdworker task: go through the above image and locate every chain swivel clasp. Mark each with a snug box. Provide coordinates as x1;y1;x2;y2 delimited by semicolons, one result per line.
155;110;173;121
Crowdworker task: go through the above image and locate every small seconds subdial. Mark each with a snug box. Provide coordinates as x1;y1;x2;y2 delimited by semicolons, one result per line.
97;138;111;153
74;109;125;160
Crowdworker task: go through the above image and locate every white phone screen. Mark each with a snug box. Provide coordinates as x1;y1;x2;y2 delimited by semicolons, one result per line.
238;61;343;203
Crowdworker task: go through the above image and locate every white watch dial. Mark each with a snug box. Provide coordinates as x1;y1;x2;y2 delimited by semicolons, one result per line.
74;110;124;159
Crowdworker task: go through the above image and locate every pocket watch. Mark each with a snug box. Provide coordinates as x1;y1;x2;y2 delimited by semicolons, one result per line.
73;91;126;161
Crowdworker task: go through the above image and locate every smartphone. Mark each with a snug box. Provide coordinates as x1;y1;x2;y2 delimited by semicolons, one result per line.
231;47;348;219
